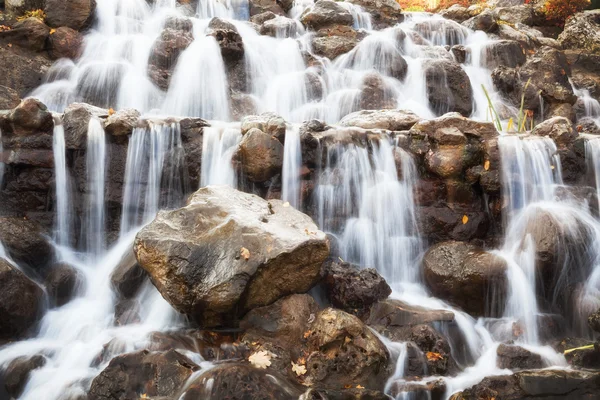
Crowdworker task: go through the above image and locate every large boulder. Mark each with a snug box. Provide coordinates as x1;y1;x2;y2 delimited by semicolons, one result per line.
88;350;198;400
0;216;53;271
62;102;108;150
311;25;363;60
103;108;140;137
304;308;390;389
425;59;473;117
249;0;285;16
45;0;97;31
531;116;577;146
3;97;54;135
235;127;284;182
359;72;396;110
5;0;45;14
208;18;245;63
0;46;52;98
346;0;403;27
494;5;535;26
44;263;83;307
558;10;600;55
481;40;526;70
496;344;543;370
134;185;330;327
110;249;146;299
301;1;354;31
47;27;84;60
339;109;420;131
0;258;43;340
0;18;50;52
1;355;46;399
422;241;508;316
147;28;194;90
0;85;21;110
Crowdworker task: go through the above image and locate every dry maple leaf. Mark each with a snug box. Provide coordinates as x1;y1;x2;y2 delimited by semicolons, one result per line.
240;247;250;260
292;361;307;376
426;352;443;361
249;350;272;369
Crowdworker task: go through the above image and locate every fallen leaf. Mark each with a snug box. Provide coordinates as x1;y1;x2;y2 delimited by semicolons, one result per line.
344;385;353;389
303;330;312;339
108;107;115;116
356;385;364;389
7;43;12;48
49;28;56;34
344;336;351;344
241;247;250;260
140;394;149;399
462;215;469;224
249;350;272;369
484;160;490;171
426;352;443;361
292;361;307;376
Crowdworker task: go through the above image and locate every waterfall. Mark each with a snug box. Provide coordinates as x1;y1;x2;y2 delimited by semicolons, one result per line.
0;128;4;190
282;125;302;208
82;118;107;258
200;124;242;188
52;123;72;248
120;122;187;235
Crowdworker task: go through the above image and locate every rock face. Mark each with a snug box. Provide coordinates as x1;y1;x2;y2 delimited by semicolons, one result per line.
62;102;108;149
0;18;50;52
304;308;390;389
0;46;52;98
531;116;577;146
322;261;391;314
496;344;544;370
422;241;508;316
0;216;53;271
2;355;46;398
134;185;329;327
45;0;97;31
88;350;198;400
0;258;43;340
558;10;600;54
44;263;82;307
425;59;473;117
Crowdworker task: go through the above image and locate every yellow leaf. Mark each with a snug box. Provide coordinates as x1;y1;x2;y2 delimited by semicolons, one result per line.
7;43;12;48
49;28;56;34
249;350;272;369
240;247;250;261
462;215;469;225
426;351;443;361
507;118;514;132
140;394;149;399
292;361;307;376
484;160;490;171
356;385;365;389
108;107;115;116
303;330;312;339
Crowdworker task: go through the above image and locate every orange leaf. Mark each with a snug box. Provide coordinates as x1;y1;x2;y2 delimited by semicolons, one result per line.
462;215;469;225
108;107;115;116
49;28;56;34
484;160;490;171
426;351;443;361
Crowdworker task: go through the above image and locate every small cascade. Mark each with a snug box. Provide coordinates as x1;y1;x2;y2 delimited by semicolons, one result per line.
0;127;4;189
282;124;302;208
120;122;187;235
337;2;373;30
52;122;72;248
82;118;107;258
200;123;242;187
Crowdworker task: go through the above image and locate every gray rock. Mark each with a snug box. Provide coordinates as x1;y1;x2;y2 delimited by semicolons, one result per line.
339;109;420;131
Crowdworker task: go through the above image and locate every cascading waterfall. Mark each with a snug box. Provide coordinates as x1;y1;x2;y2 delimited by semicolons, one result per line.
82;118;107;258
282;124;302;208
200;123;242;187
52;122;72;248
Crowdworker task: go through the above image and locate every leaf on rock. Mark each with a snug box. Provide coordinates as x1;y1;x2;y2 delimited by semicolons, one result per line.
249;350;272;369
426;351;443;361
356;385;364;389
241;247;250;261
484;160;490;171
292;361;307;376
108;107;115;116
49;28;56;34
462;215;469;225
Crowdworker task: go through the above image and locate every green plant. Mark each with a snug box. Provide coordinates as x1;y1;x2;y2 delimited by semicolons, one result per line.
482;80;537;133
482;84;503;131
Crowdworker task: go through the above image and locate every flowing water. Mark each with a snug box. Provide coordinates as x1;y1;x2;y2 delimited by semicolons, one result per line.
3;0;600;399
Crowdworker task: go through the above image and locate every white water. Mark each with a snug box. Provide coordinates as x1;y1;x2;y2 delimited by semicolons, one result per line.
200;123;242;188
52;123;72;248
282;124;302;208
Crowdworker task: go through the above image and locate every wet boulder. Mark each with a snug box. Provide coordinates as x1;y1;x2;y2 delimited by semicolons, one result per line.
148;28;194;84
0;46;53;98
482;40;526;70
134;185;330;327
0;17;50;52
440;5;471;23
45;0;96;31
48;27;84;60
422;241;508;316
208;18;245;63
301;1;354;31
44;263;83;307
241;112;286;139
181;363;301;399
339;109;420;131
2;355;46;398
0;216;53;271
322;261;391;315
496;344;544;370
110;249;147;299
311;25;362;60
558;10;600;55
364;299;455;332
249;0;285;16
88;349;198;400
360;72;396;110
408;324;457;376
304;308;390;389
424;59;473;117
3;98;53;136
261;15;300;38
235;127;284;182
531;116;577;146
346;0;404;27
413;19;468;47
103;108;141;137
462;9;498;33
62;102;108;150
494;5;535;26
0;258;43;340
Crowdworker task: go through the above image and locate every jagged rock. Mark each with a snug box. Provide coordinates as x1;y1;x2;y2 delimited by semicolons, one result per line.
134;186;329;327
45;263;82;307
4;98;53;135
496;344;544;370
0;46;52;98
482;40;526;70
110;249;146;299
339;109;420;131
0;216;53;271
453;369;600;399
346;0;403;27
424;59;473;117
440;5;471;23
558;10;600;55
422;241;507;316
2;355;46;398
0;258;43;340
208;18;245;63
408;324;457;376
0;85;21;110
45;0;97;31
249;0;285;16
531;116;577;145
554;337;600;370
494;5;534;25
103;108;140;136
181;363;301;399
322;261;391;314
301;1;354;31
88;350;198;400
62;102;108;149
0;18;50;52
235;127;284;182
304;308;390;389
48;27;84;60
462;9;498;33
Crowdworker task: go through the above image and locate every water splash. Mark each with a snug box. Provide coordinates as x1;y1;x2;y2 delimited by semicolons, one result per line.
200;123;242;188
282;124;302;208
